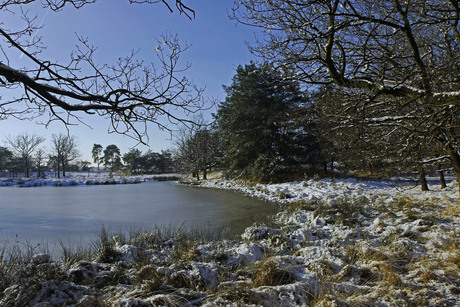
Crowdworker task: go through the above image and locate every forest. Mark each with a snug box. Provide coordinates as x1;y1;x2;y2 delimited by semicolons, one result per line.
0;134;174;178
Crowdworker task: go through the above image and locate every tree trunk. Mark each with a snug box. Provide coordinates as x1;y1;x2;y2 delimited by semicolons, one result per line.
195;170;200;181
444;143;460;194
25;158;29;178
57;160;61;179
62;162;66;178
418;164;429;191
438;170;446;189
203;168;207;180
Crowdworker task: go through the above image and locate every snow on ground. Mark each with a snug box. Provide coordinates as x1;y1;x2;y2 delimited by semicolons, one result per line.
199;175;459;204
0;175;459;306
0;173;180;187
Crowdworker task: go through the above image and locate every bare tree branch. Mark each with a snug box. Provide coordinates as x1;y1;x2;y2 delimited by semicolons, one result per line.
233;0;460;103
0;0;202;144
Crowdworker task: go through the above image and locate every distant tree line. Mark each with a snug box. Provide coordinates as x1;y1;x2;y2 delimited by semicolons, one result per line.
0;133;176;178
92;144;174;175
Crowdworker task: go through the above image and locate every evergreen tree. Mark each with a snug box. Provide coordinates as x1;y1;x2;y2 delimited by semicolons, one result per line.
123;148;143;175
0;147;13;175
92;144;103;171
103;145;122;173
215;62;314;181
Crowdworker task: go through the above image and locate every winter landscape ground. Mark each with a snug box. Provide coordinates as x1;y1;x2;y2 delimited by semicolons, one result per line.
0;174;459;306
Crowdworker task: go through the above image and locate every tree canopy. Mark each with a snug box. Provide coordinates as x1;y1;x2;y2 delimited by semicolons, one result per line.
233;0;460;102
5;132;44;177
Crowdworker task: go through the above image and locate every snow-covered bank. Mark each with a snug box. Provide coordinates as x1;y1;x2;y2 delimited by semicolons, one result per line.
197;176;459;204
0;174;181;187
1;176;458;306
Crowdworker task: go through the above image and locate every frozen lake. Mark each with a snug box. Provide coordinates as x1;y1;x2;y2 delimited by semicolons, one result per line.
0;181;279;248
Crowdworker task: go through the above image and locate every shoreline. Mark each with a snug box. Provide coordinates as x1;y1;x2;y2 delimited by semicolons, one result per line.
0;176;458;306
0;173;181;187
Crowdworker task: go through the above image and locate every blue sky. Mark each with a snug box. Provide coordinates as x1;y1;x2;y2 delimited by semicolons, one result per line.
0;0;259;162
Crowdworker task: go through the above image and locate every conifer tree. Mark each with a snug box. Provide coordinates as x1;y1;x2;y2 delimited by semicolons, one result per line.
215;62;315;181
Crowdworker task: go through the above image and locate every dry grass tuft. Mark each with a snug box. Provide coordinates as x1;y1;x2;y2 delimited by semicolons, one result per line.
170;235;201;263
94;227;121;263
287;199;322;213
59;240;94;267
148;294;194;307
210;282;261;305
376;262;403;287
319;199;366;227
135;264;162;292
252;257;295;287
444;201;460;216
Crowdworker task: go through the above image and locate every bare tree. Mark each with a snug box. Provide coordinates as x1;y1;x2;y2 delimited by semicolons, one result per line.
234;0;460;190
174;117;220;180
51;133;79;178
313;85;452;190
174;124;201;179
5;132;45;177
0;1;203;143
35;147;46;178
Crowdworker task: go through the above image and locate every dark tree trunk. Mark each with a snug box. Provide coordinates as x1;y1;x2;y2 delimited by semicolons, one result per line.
57;160;61;179
203;169;207;180
444;143;460;194
418;164;429;191
62;162;66;178
369;163;374;176
438;170;446;189
25;158;29;178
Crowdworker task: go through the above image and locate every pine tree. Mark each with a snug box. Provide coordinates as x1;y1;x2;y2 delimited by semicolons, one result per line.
215;62;315;181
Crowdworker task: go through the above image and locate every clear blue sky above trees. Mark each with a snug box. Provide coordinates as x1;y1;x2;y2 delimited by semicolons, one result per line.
0;1;259;162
